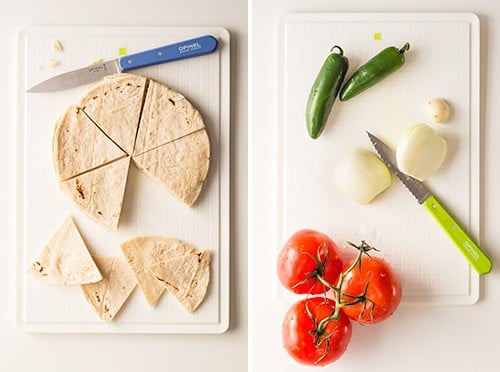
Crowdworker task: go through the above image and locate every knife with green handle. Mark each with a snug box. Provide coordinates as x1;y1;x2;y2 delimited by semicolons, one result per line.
367;131;492;275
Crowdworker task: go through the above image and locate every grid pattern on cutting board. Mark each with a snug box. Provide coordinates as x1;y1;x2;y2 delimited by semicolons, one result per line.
277;15;480;305
18;26;229;333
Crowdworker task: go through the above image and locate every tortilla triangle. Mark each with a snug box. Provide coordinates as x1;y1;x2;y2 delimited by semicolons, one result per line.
53;104;126;181
27;216;102;285
133;129;210;207
60;157;131;230
133;79;205;156
78;73;147;155
81;255;137;321
149;251;210;313
120;237;195;307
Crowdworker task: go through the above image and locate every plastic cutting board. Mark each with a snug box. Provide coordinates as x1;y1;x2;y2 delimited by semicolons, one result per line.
276;13;480;305
16;26;230;333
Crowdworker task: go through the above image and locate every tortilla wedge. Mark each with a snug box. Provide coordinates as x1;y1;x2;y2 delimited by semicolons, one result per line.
59;157;131;230
78;73;147;154
120;237;195;307
53;105;126;181
133;129;210;207
133;79;205;156
149;250;210;313
81;256;137;321
27;216;102;285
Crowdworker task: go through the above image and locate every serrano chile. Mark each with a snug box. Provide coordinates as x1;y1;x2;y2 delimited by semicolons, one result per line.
340;42;410;101
305;46;349;139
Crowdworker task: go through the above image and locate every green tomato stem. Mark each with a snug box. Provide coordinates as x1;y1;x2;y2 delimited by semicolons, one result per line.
316;240;378;323
308;240;379;363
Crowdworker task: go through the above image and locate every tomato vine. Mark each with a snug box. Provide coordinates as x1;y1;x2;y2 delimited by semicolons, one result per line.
291;242;330;290
315;241;379;321
280;231;402;366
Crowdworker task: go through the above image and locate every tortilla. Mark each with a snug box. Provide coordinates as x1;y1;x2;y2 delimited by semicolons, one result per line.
120;237;195;306
53;74;212;230
27;216;102;285
133;129;210;206
78;73;147;154
133;79;205;156
59;157;131;230
149;250;210;313
81;256;137;321
53;105;125;181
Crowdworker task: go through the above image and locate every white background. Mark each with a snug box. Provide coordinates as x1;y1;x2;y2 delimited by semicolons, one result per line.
250;0;500;371
0;0;247;371
5;0;500;371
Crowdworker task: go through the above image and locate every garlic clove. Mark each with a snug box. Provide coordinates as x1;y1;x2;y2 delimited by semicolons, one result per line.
46;58;60;68
52;39;64;53
426;98;450;123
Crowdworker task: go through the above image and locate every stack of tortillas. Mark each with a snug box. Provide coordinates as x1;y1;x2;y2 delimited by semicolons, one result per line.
52;73;210;229
28;217;211;320
27;216;138;321
121;236;210;313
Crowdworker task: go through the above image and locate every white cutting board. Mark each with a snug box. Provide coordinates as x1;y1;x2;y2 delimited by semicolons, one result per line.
16;26;230;333
276;13;480;305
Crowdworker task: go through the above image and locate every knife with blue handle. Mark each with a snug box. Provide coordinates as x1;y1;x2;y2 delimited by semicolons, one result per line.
367;131;492;275
27;35;218;92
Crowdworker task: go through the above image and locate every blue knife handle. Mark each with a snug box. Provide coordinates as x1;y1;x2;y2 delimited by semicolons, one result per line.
118;35;218;71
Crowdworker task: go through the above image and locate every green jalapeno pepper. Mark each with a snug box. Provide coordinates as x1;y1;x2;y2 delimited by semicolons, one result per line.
306;46;349;139
339;42;410;101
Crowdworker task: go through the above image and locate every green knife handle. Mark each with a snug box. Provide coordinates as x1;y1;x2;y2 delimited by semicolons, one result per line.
423;195;492;275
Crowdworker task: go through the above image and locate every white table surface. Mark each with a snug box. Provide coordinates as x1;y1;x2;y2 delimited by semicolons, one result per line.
250;0;500;371
0;0;247;371
5;0;500;370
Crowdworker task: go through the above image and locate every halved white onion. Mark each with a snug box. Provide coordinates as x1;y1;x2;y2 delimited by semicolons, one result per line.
396;123;447;181
335;149;392;204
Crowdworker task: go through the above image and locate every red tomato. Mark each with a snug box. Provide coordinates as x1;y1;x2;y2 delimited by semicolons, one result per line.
340;255;402;324
277;229;343;294
282;297;352;366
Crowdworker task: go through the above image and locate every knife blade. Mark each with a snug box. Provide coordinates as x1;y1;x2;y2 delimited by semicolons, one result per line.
367;131;492;275
27;34;218;93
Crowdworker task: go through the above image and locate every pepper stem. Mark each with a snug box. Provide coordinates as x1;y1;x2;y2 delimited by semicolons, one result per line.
399;42;410;54
330;45;344;56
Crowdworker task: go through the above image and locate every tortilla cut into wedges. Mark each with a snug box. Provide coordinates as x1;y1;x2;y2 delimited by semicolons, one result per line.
78;73;147;154
27;216;102;285
149;250;210;313
133;129;210;207
120;237;195;306
60;157;131;229
53;104;126;181
81;256;137;321
133;79;205;155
